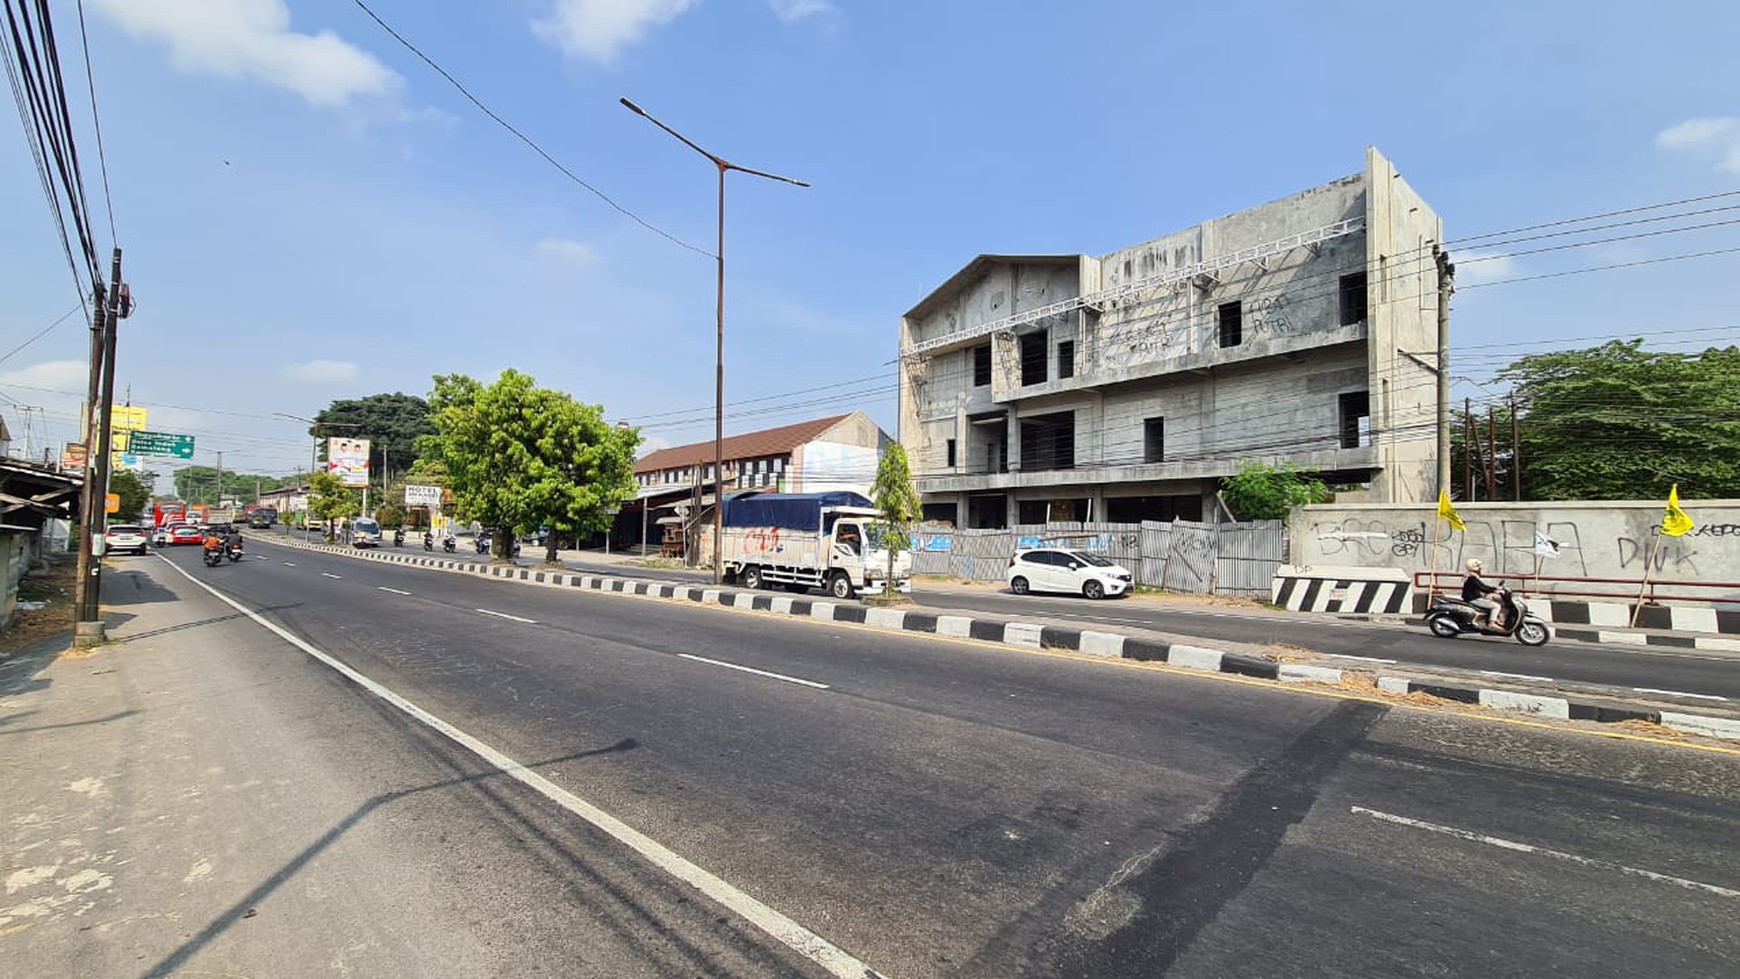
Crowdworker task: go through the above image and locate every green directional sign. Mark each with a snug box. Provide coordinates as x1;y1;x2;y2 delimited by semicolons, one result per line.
127;430;195;459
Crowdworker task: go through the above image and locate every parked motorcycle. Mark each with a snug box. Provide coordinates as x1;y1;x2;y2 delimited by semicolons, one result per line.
442;535;457;554
1424;587;1551;646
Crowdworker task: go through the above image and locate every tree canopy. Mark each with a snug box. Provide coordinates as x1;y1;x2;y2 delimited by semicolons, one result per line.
307;471;360;540
419;370;640;561
110;468;151;522
171;466;299;504
1218;461;1330;520
1496;340;1740;500
312;392;436;479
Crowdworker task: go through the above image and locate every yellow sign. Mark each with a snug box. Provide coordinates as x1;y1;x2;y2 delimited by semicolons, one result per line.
104;493;120;513
110;405;149;431
1662;484;1695;538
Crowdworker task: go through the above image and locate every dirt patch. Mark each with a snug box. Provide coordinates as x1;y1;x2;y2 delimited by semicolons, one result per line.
1;557;79;654
1333;671;1465;709
1615;718;1691;740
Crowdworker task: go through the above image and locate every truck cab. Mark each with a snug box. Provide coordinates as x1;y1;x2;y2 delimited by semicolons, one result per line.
720;492;913;600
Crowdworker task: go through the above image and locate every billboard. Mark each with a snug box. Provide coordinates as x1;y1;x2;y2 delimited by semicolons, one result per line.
327;437;371;488
61;442;88;473
404;484;442;507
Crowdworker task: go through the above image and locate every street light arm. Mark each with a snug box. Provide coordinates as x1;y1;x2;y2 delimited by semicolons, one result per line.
620;97;726;168
724;161;810;188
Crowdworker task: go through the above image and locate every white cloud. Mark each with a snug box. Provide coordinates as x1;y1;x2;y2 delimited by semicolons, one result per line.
90;0;399;106
1453;249;1518;286
768;0;836;22
534;0;697;63
0;359;90;392
1655;117;1740;174
535;237;601;266
281;359;360;383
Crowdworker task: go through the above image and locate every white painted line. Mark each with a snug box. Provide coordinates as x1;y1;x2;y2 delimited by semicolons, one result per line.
1634;688;1728;702
677;653;830;690
153;557;882;979
1479;670;1555;682
1350;806;1739;898
320;572;342;579
377;586;411;596
475;608;536;624
1325;654;1396;664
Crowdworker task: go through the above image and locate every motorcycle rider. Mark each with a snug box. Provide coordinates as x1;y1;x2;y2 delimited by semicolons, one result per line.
1462;558;1506;631
393;527;405;547
423;530;434;551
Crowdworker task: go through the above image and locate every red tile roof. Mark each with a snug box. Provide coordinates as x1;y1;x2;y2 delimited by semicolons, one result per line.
635;414;852;475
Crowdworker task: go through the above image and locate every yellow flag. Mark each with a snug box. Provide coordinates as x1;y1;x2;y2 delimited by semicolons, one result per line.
1662;484;1694;538
1437;489;1466;532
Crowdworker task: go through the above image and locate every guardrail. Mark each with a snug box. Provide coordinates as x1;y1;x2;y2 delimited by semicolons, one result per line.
1413;571;1740;607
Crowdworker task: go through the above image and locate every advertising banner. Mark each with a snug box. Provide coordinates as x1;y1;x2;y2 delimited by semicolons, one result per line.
327;437;371;488
404;484;442;507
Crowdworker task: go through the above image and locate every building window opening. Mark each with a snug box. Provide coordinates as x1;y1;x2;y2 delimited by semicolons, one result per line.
1019;411;1075;471
946;438;957;468
1058;340;1075;379
1339;390;1371;448
973;344;992;387
1339;272;1368;326
1020;331;1049;386
1144;417;1165;463
1218;301;1242;348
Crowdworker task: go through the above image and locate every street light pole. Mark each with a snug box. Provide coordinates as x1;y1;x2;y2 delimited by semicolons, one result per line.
620;97;809;584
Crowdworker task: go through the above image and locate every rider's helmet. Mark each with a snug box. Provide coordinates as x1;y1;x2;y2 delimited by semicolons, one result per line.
1465;558;1483;573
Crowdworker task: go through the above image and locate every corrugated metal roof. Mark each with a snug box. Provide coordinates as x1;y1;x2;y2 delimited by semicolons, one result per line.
635;413;853;475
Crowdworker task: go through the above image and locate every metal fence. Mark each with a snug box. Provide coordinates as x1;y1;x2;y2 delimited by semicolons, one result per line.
909;519;1283;597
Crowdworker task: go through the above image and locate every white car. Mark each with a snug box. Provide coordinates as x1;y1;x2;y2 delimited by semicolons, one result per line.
1006;548;1134;599
103;523;149;556
151;525;171;547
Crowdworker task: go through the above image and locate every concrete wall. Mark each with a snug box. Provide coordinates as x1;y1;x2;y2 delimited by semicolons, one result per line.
1292;501;1740;591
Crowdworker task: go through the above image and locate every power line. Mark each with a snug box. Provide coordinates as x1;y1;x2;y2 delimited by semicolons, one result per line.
349;0;710;257
0;303;81;367
73;0;113;246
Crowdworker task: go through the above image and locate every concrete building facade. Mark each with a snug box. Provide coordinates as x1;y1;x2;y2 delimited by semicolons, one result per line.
898;147;1442;528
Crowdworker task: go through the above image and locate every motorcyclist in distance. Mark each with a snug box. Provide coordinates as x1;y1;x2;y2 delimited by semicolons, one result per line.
1462;558;1506;630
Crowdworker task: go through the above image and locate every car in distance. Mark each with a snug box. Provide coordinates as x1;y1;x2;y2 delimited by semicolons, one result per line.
169;524;205;546
103;524;149;556
1005;548;1135;600
151;525;172;547
351;516;383;548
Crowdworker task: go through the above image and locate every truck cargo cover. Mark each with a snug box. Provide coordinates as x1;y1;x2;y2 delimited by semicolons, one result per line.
723;492;876;529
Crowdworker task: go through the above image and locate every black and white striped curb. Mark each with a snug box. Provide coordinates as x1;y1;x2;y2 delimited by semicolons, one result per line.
266;539;1740;741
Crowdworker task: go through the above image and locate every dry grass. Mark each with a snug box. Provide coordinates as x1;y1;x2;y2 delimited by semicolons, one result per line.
1;557;78;654
1615;718;1691;739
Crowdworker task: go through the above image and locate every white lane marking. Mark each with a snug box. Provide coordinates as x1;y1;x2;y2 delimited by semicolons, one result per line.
284;562;296;567
1478;670;1555;682
677;653;830;690
378;586;411;596
1634;687;1729;701
1323;654;1397;664
476;608;536;624
321;572;342;579
1351;806;1739;898
155;553;884;979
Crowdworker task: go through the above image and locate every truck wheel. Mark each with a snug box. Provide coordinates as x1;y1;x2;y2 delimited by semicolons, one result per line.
743;566;763;590
828;572;854;601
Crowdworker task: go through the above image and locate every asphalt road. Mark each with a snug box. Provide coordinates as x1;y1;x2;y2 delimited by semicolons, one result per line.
542;554;1740;702
89;542;1740;977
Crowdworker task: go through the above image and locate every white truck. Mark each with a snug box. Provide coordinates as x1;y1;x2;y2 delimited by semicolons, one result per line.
720;491;912;600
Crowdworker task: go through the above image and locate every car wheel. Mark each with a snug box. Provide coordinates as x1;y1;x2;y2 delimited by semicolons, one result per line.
743;565;763;590
1010;576;1030;595
828;572;854;601
1083;579;1105;600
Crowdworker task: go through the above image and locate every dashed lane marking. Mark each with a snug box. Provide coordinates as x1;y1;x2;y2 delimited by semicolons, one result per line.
378;586;411;596
476;608;535;624
320;572;342;579
678;653;831;690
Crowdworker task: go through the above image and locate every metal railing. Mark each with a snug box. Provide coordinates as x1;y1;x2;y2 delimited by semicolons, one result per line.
1413;571;1740;607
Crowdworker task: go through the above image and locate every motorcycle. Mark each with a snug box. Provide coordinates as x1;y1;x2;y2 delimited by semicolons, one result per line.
1424;587;1551;646
202;539;224;567
226;539;245;563
442;535;457;554
393;529;405;547
423;533;434;552
475;533;490;554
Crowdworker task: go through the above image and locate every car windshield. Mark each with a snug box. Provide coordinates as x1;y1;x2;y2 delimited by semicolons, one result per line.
355;519;380;533
1068;551;1115;567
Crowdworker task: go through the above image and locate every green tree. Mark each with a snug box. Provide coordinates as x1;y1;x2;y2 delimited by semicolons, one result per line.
1495;340;1740;500
308;471;360;542
870;443;922;601
110;469;152;523
1218;461;1331;520
311;392;437;498
419;370;640;563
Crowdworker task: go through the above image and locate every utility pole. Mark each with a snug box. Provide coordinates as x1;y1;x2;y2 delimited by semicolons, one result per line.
1434;246;1454;497
72;278;108;640
1464;397;1476;501
1510;393;1522;501
1485;405;1497;501
74;248;125;640
215;450;224;503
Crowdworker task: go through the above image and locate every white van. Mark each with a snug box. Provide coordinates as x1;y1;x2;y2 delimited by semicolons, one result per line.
351;517;383;548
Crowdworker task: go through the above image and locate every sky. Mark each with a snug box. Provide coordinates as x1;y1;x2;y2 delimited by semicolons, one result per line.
2;0;1739;486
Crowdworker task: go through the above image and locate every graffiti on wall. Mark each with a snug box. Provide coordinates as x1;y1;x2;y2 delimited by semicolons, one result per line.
1311;516;1594;577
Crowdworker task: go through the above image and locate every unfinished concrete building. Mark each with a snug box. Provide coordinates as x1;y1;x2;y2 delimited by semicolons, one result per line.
897;147;1443;528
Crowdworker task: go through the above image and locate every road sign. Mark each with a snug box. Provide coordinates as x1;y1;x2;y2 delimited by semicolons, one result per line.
404;484;442;507
104;493;119;513
127;430;195;459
